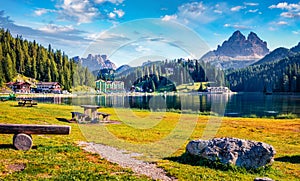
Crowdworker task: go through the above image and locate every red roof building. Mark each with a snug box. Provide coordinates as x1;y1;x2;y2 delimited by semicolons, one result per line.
6;82;31;93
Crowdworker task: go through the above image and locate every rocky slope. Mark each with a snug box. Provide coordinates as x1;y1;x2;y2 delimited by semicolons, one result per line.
201;30;269;69
73;54;117;72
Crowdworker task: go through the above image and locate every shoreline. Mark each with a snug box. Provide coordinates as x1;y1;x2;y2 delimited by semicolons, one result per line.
0;93;77;98
2;91;300;98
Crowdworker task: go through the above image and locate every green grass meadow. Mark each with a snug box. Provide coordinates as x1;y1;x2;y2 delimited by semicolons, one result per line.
0;101;149;180
0;101;299;180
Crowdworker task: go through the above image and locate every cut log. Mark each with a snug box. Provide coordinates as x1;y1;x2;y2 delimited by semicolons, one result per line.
0;124;71;135
13;133;33;151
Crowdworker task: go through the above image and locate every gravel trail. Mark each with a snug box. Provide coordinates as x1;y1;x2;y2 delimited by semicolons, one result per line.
78;142;176;181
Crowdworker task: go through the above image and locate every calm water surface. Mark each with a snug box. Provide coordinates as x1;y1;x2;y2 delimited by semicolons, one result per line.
28;93;300;117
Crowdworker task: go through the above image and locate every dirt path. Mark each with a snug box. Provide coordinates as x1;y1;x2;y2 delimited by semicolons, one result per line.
78;142;176;181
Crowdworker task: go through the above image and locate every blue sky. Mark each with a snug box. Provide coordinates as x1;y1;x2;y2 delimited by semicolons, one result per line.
0;0;300;66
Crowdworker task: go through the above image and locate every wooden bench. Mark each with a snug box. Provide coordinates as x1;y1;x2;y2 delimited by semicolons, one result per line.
0;124;71;151
70;112;89;122
18;99;38;107
0;98;7;102
97;112;111;121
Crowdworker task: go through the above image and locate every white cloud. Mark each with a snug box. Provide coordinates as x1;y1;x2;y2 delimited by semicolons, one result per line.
269;2;300;19
280;12;300;18
54;0;125;23
162;14;177;21
248;9;259;13
179;2;206;15
107;9;124;19
214;3;229;15
39;24;75;33
94;0;124;4
34;8;55;16
269;2;300;11
113;9;125;18
57;0;100;23
86;32;101;40
170;2;217;24
0;12;89;56
230;6;245;12
96;32;130;42
162;2;232;24
277;21;288;25
108;12;116;19
214;10;223;14
224;23;252;30
244;2;259;6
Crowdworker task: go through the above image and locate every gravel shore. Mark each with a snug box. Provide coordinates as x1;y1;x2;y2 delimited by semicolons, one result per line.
79;142;176;181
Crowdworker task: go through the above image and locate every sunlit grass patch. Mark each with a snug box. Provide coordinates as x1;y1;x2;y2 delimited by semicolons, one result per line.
0;101;150;180
0;101;299;180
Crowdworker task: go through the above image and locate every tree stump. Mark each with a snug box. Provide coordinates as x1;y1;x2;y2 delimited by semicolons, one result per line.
13;133;33;151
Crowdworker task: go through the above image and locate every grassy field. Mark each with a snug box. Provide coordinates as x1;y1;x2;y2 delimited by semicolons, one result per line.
0;101;299;180
175;82;210;92
0;102;149;180
176;82;201;92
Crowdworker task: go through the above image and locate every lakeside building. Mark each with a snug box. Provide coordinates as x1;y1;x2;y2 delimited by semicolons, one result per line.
95;80;125;93
36;82;62;93
165;68;174;75
206;86;232;94
6;81;31;93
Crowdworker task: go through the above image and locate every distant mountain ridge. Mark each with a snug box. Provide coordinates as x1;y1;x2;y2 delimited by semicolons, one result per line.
201;30;269;69
73;54;117;72
115;65;132;75
253;42;300;65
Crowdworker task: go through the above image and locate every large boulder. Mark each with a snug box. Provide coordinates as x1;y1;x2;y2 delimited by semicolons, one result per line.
186;137;275;169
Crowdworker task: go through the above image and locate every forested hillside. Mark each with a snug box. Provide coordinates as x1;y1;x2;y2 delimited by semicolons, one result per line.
227;54;300;92
253;42;300;66
115;59;225;91
0;29;95;91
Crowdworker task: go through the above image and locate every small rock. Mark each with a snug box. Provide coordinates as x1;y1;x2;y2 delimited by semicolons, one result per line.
186;137;276;169
254;177;274;181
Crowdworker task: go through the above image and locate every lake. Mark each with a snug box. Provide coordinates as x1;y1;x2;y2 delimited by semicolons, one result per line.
27;92;300;117
25;93;300;117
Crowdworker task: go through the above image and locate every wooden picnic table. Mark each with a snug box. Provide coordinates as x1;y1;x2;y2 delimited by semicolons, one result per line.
18;99;37;107
80;105;101;122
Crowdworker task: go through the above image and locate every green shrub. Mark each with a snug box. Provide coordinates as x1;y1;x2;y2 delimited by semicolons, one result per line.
275;113;297;119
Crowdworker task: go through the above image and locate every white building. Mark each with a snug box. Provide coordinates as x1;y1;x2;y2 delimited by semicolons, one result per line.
206;86;232;94
36;82;62;93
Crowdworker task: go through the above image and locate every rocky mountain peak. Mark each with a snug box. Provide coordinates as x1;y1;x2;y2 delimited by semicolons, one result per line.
229;30;246;42
201;30;269;69
74;54;117;72
215;31;269;57
248;32;268;54
247;32;258;40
